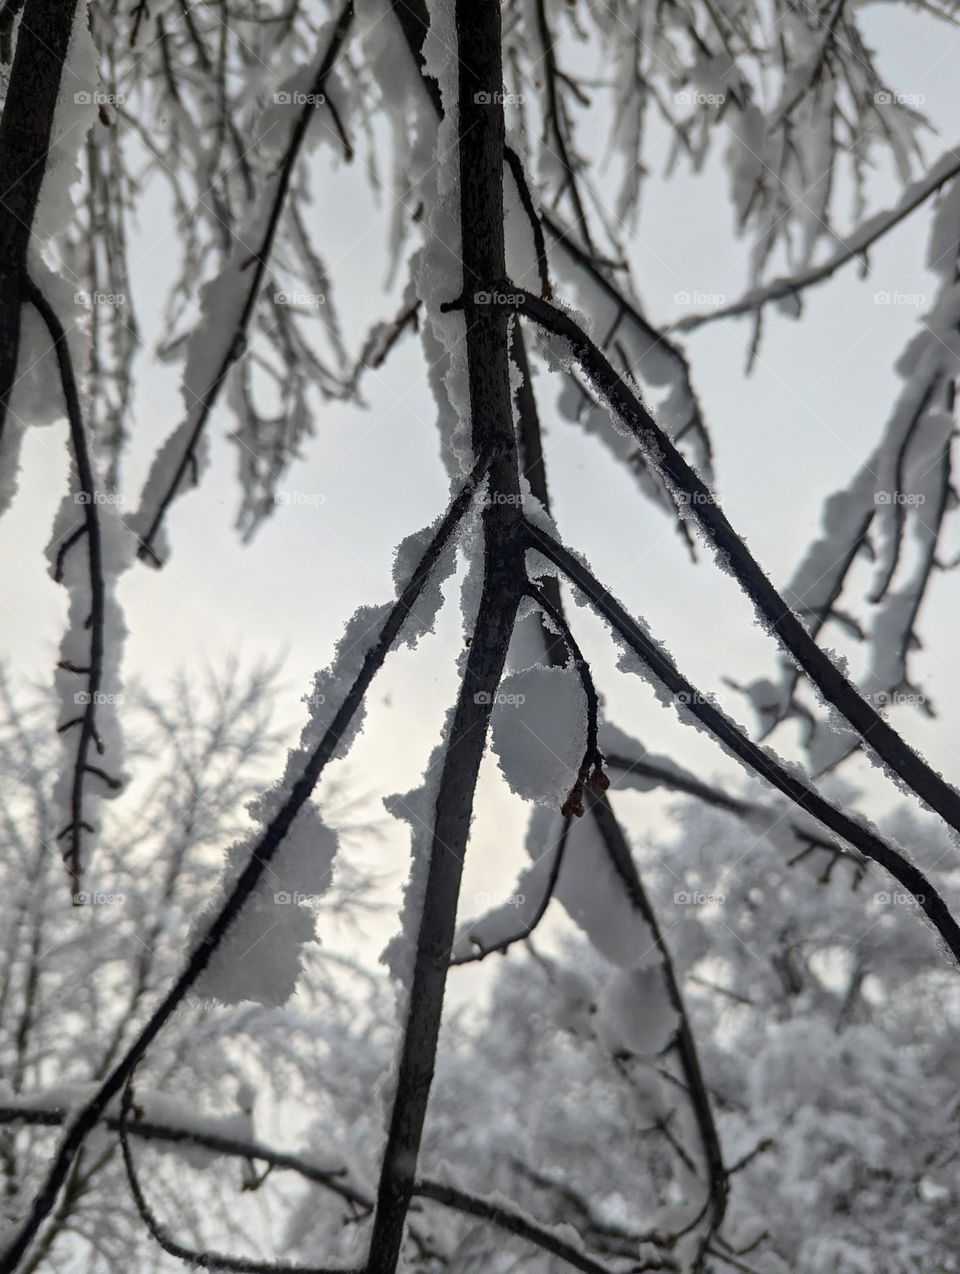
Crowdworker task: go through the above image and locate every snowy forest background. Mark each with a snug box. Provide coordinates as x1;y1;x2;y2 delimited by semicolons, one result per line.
1;0;960;1270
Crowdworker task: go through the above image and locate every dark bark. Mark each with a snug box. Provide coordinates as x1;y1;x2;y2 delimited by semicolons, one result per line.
0;0;79;436
365;3;523;1269
511;289;960;839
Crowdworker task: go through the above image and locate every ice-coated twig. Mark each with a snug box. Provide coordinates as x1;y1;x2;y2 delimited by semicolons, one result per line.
26;281;121;895
133;0;355;567
0;456;489;1274
450;817;572;965
506;287;960;839
118;1076;361;1274
527;521;960;965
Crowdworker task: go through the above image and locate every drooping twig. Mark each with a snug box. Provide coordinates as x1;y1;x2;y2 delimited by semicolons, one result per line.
0;457;489;1274
449;817;572;965
671;148;960;333
527;522;960;965
117;1077;359;1274
26;280;120;895
134;0;355;566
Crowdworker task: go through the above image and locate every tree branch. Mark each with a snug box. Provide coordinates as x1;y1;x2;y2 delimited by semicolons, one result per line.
508;288;960;839
26;280;116;894
527;522;960;965
0;457;488;1274
134;0;355;566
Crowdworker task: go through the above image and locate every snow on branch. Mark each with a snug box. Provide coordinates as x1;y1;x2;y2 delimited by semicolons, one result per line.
130;0;355;567
28;280;130;895
1;1099;632;1273
672;147;960;333
736;178;960;772
500;286;960;839
0;458;488;1274
527;521;960;966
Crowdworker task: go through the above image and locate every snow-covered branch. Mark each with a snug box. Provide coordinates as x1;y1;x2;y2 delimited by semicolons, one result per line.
506;287;960;838
131;0;355;567
527;521;960;965
0;459;487;1273
672;147;960;333
27;281;127;894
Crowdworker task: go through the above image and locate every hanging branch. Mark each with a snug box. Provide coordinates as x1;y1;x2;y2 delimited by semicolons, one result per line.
498;288;960;838
672;148;960;333
0;458;489;1274
133;0;355;566
0;0;82;439
117;1079;361;1274
527;522;960;965
26;281;121;894
450;816;572;965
